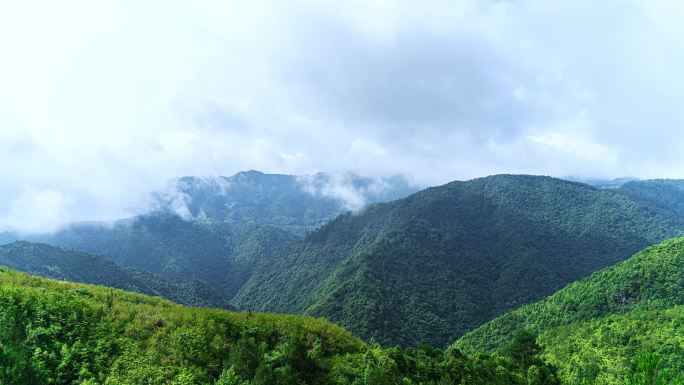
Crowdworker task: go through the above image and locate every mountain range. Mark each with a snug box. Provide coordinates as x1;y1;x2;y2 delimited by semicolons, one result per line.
0;171;417;305
152;170;419;235
1;171;684;354
234;174;684;347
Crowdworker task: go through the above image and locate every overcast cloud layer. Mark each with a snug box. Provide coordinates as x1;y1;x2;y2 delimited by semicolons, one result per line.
2;0;684;232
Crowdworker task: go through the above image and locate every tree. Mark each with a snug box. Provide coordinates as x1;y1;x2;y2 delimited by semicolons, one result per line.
626;351;683;385
505;331;541;372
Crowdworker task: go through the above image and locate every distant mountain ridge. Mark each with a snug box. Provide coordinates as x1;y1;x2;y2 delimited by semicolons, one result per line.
0;241;229;308
13;213;296;301
616;179;684;218
153;170;419;235
567;176;638;189
0;170;416;310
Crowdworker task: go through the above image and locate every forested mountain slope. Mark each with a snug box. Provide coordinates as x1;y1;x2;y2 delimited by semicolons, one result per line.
234;175;684;347
616;179;684;218
0;241;228;308
14;213;296;299
453;237;684;384
0;267;566;385
572;177;637;188
454;237;684;352
0;171;415;304
539;306;684;384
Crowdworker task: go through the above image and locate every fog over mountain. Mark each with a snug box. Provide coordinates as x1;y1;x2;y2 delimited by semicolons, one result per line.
3;0;684;232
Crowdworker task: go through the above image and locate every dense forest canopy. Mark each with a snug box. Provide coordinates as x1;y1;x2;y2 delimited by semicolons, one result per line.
0;267;562;384
455;237;684;384
0;265;678;384
235;175;684;347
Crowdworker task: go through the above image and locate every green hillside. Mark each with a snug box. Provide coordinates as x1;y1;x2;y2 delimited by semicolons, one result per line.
0;267;563;385
539;306;684;384
234;175;684;347
453;237;684;384
16;213;296;300
0;241;228;308
0;216;684;385
617;179;684;218
454;237;684;352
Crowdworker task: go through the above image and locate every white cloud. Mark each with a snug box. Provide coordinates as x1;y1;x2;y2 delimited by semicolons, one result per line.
0;188;71;234
528;132;617;165
2;0;684;231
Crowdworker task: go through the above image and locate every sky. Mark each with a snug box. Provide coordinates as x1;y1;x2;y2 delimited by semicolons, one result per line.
2;0;684;232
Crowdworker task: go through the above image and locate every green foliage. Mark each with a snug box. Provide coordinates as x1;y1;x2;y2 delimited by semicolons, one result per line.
0;242;229;308
617;180;684;220
235;175;684;347
455;238;684;384
17;213;296;300
0;267;570;385
3;174;684;384
327;336;560;385
1;176;683;383
505;331;543;373
6;175;684;351
0;268;365;384
625;351;684;385
455;238;684;353
539;306;684;385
